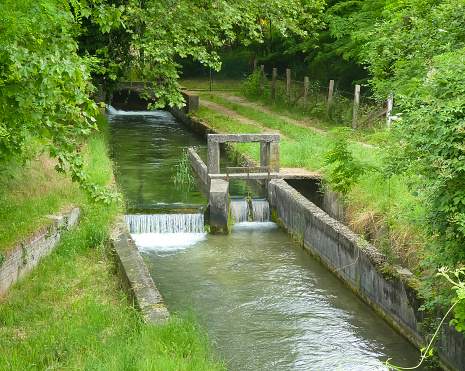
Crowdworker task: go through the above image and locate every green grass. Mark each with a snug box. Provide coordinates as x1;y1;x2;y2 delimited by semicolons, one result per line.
0;116;224;370
0;147;83;252
0;207;223;370
198;106;263;135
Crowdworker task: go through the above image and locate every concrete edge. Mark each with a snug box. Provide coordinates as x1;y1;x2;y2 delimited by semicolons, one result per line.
0;206;80;299
268;179;463;371
111;216;169;324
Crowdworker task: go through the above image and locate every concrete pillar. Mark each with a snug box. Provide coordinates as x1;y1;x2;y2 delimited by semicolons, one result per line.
260;141;280;172
209;179;229;234
181;91;199;113
260;141;270;168
269;142;280;172
207;136;220;174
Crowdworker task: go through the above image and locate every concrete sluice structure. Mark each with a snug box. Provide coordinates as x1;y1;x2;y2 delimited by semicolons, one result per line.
105;86;464;370
179;107;464;371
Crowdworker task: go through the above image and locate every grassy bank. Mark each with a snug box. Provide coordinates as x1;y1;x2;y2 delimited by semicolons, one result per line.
0;116;224;370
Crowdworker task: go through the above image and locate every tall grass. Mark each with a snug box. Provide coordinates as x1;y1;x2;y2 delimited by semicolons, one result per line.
0;143;83;252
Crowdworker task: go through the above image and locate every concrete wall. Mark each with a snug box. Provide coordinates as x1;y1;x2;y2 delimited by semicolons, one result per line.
268;179;465;371
172;97;465;370
111;217;169;323
0;207;80;298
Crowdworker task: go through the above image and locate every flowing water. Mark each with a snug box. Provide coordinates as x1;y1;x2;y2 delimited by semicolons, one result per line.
108;108;425;371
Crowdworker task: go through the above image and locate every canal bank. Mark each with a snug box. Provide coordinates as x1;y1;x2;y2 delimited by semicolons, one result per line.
168;92;465;371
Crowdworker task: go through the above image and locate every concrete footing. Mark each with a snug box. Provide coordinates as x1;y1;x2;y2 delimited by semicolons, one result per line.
209;179;229;234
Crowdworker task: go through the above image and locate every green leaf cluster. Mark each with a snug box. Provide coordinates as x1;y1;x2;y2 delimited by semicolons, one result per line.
324;127;375;194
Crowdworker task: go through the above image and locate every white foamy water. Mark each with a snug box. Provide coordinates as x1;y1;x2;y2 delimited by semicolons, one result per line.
131;232;207;253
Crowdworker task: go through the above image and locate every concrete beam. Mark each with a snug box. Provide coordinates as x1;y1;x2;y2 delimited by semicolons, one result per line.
208;133;279;144
209;173;279;180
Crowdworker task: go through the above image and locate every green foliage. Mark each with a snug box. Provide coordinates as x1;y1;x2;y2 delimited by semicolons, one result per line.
383;49;465;267
122;0;324;108
438;267;465;334
324;127;375;195
363;0;465;98
242;70;264;98
327;92;352;125
0;0;115;202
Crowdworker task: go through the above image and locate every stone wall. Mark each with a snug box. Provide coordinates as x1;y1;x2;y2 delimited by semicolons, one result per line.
0;207;80;298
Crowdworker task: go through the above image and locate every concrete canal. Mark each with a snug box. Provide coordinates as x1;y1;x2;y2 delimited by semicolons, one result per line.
108;107;426;370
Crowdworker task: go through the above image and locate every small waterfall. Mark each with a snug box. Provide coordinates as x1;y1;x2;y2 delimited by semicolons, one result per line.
251;199;270;222
230;198;271;222
230;198;250;222
125;213;204;234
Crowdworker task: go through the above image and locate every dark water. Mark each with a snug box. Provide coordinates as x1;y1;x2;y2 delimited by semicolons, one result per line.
108;106;207;210
108;108;425;371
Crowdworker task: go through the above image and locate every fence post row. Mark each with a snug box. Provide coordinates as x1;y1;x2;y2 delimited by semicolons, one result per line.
327;80;335;114
387;93;394;128
303;76;309;110
271;68;277;100
259;65;265;96
286;69;291;104
252;64;393;127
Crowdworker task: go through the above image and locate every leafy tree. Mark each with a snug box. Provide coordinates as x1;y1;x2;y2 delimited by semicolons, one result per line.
0;0;98;178
0;0;325;200
120;0;325;108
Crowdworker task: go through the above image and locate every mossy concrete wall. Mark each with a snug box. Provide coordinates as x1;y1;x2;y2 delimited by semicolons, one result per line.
0;207;80;298
268;179;465;371
111;217;169;323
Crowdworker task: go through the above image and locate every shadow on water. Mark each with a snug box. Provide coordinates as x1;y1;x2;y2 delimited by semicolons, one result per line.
107;107;427;371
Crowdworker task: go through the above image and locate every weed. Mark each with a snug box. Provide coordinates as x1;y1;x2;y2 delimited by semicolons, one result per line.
172;149;194;187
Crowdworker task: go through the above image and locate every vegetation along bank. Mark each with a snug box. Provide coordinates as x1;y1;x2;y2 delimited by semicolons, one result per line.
2;0;465;369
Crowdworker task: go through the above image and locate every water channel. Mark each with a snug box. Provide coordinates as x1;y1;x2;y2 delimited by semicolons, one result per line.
108;107;426;370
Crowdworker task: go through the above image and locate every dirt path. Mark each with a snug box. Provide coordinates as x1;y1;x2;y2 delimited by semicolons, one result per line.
199;91;373;149
212;92;328;135
199;98;292;140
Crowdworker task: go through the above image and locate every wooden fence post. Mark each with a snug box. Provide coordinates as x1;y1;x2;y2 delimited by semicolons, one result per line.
259;65;265;95
303;76;309;109
327;80;334;114
286;69;291;104
352;84;360;128
271;68;277;100
387;93;394;128
250;52;257;73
